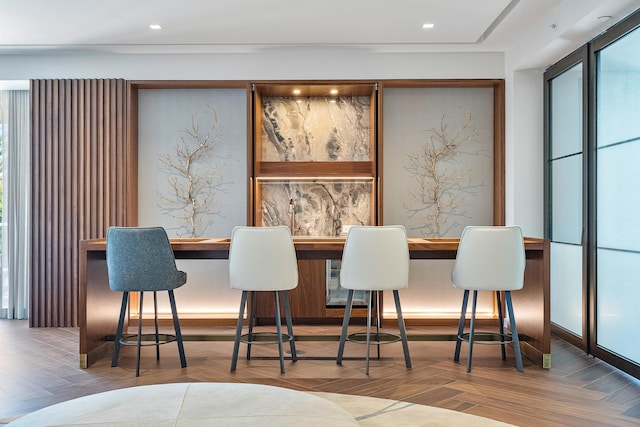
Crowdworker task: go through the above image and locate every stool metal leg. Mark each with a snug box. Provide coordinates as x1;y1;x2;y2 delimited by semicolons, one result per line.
112;291;129;367
365;290;372;375
467;290;478;373
505;291;524;372
336;289;354;365
136;292;144;377
375;291;381;360
168;290;187;368
281;291;297;362
231;290;248;372
274;291;285;374
153;291;160;361
454;289;469;363
393;289;411;368
247;291;256;360
496;290;507;361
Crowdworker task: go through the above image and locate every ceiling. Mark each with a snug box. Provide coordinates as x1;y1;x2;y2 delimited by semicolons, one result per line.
0;0;638;55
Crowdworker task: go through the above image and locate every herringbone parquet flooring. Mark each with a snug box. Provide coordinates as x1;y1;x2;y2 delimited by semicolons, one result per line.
1;320;639;426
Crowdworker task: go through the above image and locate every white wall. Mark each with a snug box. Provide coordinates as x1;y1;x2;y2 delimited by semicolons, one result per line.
504;70;546;237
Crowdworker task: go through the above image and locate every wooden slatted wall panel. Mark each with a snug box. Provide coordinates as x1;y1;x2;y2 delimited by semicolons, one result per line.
30;79;128;327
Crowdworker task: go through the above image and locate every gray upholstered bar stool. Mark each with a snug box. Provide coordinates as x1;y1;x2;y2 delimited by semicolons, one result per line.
229;225;299;373
336;225;412;375
106;226;187;377
452;225;525;372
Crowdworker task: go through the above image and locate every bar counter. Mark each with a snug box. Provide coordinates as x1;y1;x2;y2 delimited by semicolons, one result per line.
79;237;550;369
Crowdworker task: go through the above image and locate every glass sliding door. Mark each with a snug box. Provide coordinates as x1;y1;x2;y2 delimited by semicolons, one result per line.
0;98;3;314
546;56;586;341
595;23;640;365
545;9;640;378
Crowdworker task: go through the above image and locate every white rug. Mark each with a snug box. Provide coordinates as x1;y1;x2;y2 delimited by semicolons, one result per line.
4;383;514;426
313;392;514;426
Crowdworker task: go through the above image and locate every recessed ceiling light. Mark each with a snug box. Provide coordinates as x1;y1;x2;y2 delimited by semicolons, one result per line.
597;15;612;22
422;23;435;29
149;24;162;30
292;89;301;95
330;89;338;95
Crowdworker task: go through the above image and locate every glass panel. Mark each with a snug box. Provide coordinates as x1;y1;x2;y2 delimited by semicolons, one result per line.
596;24;640;366
550;154;582;245
326;260;367;307
597;142;640;252
550;64;583;159
596;249;640;362
548;60;584;337
0;102;4;312
597;32;640;148
550;242;582;335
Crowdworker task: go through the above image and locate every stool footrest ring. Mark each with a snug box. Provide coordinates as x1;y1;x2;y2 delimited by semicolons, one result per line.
120;333;177;347
458;331;513;345
347;332;401;345
240;331;293;345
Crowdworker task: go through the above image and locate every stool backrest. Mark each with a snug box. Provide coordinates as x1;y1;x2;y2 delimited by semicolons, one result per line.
106;226;184;292
340;225;409;291
451;225;525;291
228;226;298;291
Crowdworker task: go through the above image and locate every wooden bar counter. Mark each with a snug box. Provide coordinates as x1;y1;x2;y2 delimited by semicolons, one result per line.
79;237;550;369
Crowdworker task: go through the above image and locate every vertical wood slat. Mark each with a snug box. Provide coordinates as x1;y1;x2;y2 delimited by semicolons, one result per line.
30;79;128;327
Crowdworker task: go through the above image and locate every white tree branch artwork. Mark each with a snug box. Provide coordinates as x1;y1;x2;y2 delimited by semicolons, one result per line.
158;107;228;237
404;108;483;237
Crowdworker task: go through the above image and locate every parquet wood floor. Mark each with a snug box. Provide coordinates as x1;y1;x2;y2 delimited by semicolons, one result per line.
1;320;639;426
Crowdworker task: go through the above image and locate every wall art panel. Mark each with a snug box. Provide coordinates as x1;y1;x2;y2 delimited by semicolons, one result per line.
383;87;494;238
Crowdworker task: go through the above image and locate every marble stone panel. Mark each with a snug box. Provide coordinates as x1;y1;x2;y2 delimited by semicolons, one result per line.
261;96;371;161
259;180;372;237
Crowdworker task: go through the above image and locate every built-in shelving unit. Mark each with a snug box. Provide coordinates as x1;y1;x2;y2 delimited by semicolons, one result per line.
252;82;378;236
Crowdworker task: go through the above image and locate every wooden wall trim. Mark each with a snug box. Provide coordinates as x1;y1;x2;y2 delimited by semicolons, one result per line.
30;79;128;327
493;80;506;226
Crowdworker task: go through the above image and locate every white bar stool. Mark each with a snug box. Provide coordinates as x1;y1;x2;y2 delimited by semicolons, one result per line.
452;225;525;372
228;226;299;373
336;225;412;375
